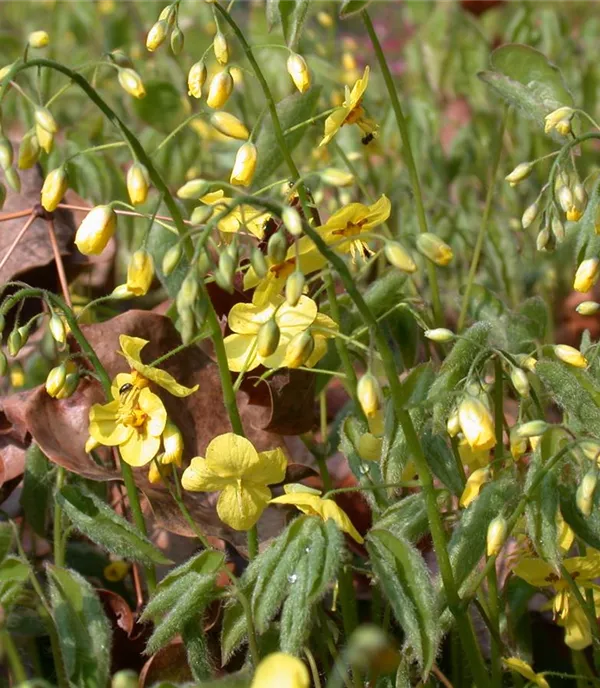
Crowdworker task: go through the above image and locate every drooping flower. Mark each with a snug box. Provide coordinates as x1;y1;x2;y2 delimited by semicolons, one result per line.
320;67;377;147
74;205;116;255
251;652;310;688
459;467;490;508
181;433;287;530
270;484;364;543
149;419;184;484
513;551;600;649
458;397;496;452
223;295;336;372
502;658;549;688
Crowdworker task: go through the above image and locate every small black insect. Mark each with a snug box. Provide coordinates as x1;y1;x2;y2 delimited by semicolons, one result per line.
119;383;133;395
361;133;375;146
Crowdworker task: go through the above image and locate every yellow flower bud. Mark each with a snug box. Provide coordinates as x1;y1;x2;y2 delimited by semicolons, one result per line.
574;258;600;293
458;397;496;451
162;243;182;276
257;318;281;358
146;20;168;51
576;301;600;316
510;433;528;460
0;137;13;170
287;53;310;94
18;131;40;169
218;251;236;289
510;367;530;397
159;4;176;25
384;241;416;273
34;107;57;134
49;313;66;345
552;216;565;243
577;471;597;517
544;107;574;134
61;373;80;398
126;162;150;205
554;344;588;368
103;560;131;583
486;516;507;557
251;247;268;279
161;420;183;466
187;60;207;99
178;273;199;308
515;420;549;439
126;249;154;296
284;330;315;368
191;205;213;225
170;27;184;55
36;122;54;154
447;410;460;437
206;70;234;109
285;271;305;307
209;111;249;140
536;227;551;252
45;363;67;397
282;206;303;237
28;30;50;48
176;178;211;199
111;669;138;688
118;68;146;99
424;328;454;343
521;201;539;229
75;205;117;255
251;652;310;688
317;11;333;27
357;372;382;418
320;168;354;187
230;142;257;187
557;185;573;213
505;162;533;186
459;467;490;508
555;117;572;137
267;231;287;264
41;166;68;212
213;31;229;65
7;329;22;357
416;233;453;266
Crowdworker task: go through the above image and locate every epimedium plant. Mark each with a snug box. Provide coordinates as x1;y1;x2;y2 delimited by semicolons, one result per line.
3;1;600;687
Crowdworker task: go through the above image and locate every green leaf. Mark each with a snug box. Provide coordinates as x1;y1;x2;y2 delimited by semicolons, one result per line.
525;448;561;568
372;493;429;543
132;80;186;133
286;0;310;49
155;550;224;594
21;443;52;537
421;431;464;496
183;620;213;682
47;565;111;688
368;529;439;674
0;556;30;608
362;271;408;320
253;87;321;188
560;483;600;551
397;363;436;409
0;523;14;561
460;283;505;323
57;485;172;565
339;0;372;18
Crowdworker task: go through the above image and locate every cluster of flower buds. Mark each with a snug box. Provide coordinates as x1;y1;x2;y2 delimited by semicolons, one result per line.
45;360;80;399
544;106;575;137
146;4;183;55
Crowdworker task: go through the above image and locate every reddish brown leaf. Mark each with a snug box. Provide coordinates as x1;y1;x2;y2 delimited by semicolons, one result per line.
139;640;193;686
98;588;135;636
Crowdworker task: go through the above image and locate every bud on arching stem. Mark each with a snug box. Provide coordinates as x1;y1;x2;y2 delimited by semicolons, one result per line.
213;31;229;65
486;516;508;557
230;142;258;187
505;162;533;186
251;247;268;279
284;330;315;368
7;329;22;357
187;60;207;99
41;166;68;212
206;70;234;109
416;233;453;266
285;271;305;307
357;372;382;418
384;241;416;273
49;313;66;345
510;367;530;397
554;344;588;368
268;231;287;264
162;243;181;276
287;52;311;93
45;363;68;398
257;318;281;358
282;206;303;237
126;162;150;205
210;112;249;141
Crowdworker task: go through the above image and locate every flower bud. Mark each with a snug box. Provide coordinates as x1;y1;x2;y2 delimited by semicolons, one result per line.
218;252;236;291
206;70;234;109
18;130;40;169
49;313;66;345
34;107;57;134
486;516;508;557
191;205;213;225
110;49;134;69
521;201;539;229
554;344;588;368
250;652;310;688
257;318;281;358
230;142;257;187
118;68;146;99
384;241;416;274
178;273;199;309
544;107;574;133
510;433;528;460
577;471;597;517
416;233;453;266
268;231;287;264
126;163;149;205
56;372;79;399
287;53;310;93
75;205;116;255
36;122;54;154
505;162;533;186
576;301;600;316
170;27;184;55
158;4;175;25
424;328;454;343
126;249;154;296
111;670;139;688
557;185;573;213
555;118;572;137
187;60;207;99
574;258;600;293
162;243;181;276
447;410;460;437
41;166;68;212
176;178;211;200
282;206;303;237
0;137;13;170
146;20;168;51
45;363;68;397
197;250;212;277
357;372;382;418
28;30;49;48
284;330;315;368
536;227;552;252
552;216;565;243
213;31;229;65
458;397;496;451
251;247;268;279
515;420;549;439
7;329;21;357
510;367;530;397
210;111;249;140
319;168;354;187
162;420;183;466
0;351;7;377
285;271;305;307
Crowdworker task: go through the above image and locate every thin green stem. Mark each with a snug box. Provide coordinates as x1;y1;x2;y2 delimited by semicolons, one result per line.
1;630;27;683
362;10;443;327
53;467;66;567
487;564;502;688
457;107;508;331
247;525;258;560
493;356;505;467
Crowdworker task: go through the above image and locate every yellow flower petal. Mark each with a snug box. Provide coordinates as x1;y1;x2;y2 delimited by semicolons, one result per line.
245;447;287;485
138;388;167;437
512;557;556;587
181;456;231;492
120;428;161;467
502;658;549;688
217;482;271;530
251;652;310;688
320;107;348;147
204;433;261;477
562;601;592;650
228;301;276;334
459;467;490;508
276;296;317;333
89;401;132;446
223;333;260;372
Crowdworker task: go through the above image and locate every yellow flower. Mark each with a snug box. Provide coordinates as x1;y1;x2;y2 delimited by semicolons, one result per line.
88;372;167;466
416;233;453;267
320;67;377;147
457;437;490;470
458;397;496;452
199;189;269;240
148;421;183;484
544;106;574;134
103;560;131;582
251;652;310;688
118;334;199;397
230;142;257;187
126;249;154;296
75;205;117;255
287;53;311;94
181;433;286;531
270;484;364;543
28;30;50;48
118;68;146;99
317;195;391;262
502;658;549;688
459;467;490;508
514;551;600;650
223;295;336;372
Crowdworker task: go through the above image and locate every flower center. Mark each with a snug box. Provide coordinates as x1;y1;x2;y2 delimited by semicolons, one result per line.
344;102;364;125
269;257;296;278
332;219;366;239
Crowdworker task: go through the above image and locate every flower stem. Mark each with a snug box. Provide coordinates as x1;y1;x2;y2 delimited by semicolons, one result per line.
487;564;502;688
457;108;508;331
53;467;66;567
362;10;443;327
1;630;27;683
493;356;505;467
247;525;258;560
